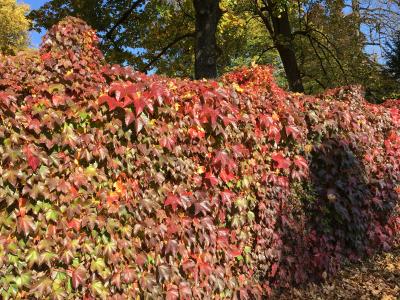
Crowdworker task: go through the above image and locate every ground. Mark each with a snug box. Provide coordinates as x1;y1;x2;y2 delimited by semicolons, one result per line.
279;247;400;299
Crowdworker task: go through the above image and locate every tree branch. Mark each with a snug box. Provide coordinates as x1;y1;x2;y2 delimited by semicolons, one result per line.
307;35;329;79
310;35;349;84
256;45;277;63
141;32;195;72
105;0;146;40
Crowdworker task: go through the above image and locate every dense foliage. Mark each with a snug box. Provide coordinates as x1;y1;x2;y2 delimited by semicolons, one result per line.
386;30;400;82
0;0;30;55
0;18;399;299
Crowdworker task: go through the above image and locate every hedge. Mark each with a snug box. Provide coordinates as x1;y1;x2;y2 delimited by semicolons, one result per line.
0;17;399;299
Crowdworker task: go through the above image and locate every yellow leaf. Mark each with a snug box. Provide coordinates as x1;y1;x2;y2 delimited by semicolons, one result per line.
197;166;206;174
233;83;244;93
182;92;195;100
304;144;313;153
381;295;396;300
114;180;125;194
167;82;177;90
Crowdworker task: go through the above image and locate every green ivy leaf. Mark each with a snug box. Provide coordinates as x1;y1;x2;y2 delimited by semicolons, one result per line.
14;272;31;288
45;209;59;222
90;257;106;273
26;248;39;268
91;280;108;299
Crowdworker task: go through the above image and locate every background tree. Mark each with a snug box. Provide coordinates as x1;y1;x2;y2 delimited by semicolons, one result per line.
28;0;146;66
28;0;400;99
0;0;30;55
292;0;399;99
382;30;400;99
347;0;400;49
385;30;400;81
29;0;222;79
248;0;305;92
293;1;373;92
192;0;222;79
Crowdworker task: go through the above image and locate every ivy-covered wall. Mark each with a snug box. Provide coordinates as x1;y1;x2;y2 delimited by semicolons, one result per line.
0;17;399;299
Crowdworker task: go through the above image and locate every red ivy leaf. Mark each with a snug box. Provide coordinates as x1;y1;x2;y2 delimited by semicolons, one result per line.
133;94;147;116
109;83;126;101
188;126;205;139
52;94;66;106
41;52;52;61
212;151;231;169
269;125;281;144
160;136;176;151
272;152;291;169
135;253;146;266
28;155;40;171
111;273;121;289
285;125;301;140
135;116;145;134
182;259;196;273
294;155;308;171
23;145;40;171
259;114;274;129
198;261;212;276
28;118;41;134
228;245;242;257
220;190;236;206
201;106;219;127
71;266;86;289
222;115;237;127
121;267;135;283
166;285;179;300
67;218;81;231
194;201;211;216
205;172;218;186
165;239;178;256
219;168;235;182
164;194;181;212
232;144;249;158
270;263;278;278
149;82;166;105
125;110;135;126
98;94;121;111
17;215;36;235
179;282;192;299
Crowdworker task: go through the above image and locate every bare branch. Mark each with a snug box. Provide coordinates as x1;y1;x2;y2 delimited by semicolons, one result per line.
141;32;194;72
105;0;146;40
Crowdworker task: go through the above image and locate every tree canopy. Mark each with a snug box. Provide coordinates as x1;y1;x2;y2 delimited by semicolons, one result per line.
27;0;400;98
0;0;30;55
386;30;400;81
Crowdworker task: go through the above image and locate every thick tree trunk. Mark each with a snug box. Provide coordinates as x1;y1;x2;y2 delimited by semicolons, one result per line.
275;44;304;93
269;7;304;92
193;0;221;79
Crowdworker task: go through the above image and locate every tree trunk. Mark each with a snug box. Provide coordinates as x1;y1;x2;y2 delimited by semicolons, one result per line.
351;0;361;37
269;6;304;92
193;0;221;79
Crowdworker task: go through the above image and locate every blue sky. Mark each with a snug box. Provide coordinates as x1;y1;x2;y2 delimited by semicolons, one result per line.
19;0;48;47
